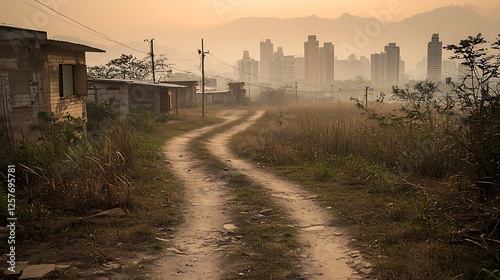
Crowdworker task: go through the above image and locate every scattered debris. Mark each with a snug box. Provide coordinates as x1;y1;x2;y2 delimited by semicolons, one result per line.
223;224;237;231
303;225;326;231
253;214;266;219
103;262;121;270
166;247;186;255
4;262;30;275
259;209;273;216
155;237;170;242
19;264;56;279
4;263;70;278
56;264;71;269
89;208;127;218
353;261;373;271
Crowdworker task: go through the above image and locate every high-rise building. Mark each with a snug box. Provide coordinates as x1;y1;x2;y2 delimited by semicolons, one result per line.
427;34;442;81
370;53;386;83
284;55;296;86
399;59;407;84
271;47;284;85
442;60;458;80
238;51;259;84
294;57;305;84
334;54;370;81
320;42;335;87
371;43;401;85
260;39;274;82
416;57;427;80
304;35;320;89
385;43;400;86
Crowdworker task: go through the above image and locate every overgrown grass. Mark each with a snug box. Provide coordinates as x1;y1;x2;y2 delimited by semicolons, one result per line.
231;102;499;279
0;104;221;278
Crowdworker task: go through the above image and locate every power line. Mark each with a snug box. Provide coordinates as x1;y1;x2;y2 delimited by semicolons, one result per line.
22;0;148;55
18;0;95;35
168;58;199;62
207;52;275;83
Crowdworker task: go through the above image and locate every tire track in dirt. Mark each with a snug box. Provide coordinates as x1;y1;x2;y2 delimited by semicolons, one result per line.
207;110;374;280
153;110;248;280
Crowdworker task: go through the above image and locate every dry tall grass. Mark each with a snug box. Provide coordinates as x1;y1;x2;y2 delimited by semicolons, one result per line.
232;102;497;278
237;102;460;179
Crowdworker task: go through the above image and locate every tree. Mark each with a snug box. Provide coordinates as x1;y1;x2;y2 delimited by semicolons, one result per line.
87;54;170;81
390;80;450;130
444;33;500;199
259;85;291;106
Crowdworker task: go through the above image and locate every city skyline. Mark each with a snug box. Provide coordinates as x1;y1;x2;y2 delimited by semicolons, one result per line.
230;33;461;88
2;1;497;87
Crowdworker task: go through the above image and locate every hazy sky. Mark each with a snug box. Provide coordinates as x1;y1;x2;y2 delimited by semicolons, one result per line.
3;0;500;42
2;0;499;71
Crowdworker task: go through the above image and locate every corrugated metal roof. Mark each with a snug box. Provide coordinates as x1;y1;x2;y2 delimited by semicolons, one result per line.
198;90;232;95
131;80;186;88
88;78;186;88
47;39;105;53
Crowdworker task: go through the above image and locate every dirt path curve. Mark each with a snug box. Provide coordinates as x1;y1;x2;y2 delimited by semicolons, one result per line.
207;110;372;280
153;110;249;280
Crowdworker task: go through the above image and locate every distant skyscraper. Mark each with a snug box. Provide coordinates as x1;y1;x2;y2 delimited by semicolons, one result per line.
260;39;274;82
304;35;320;89
427;33;442;81
399;59;406;84
442;59;458;80
370;53;386;83
294;57;305;84
271;47;284;85
320;42;335;87
370;43;401;85
385;43;400;86
284;55;296;86
334;54;370;81
416;57;427;80
238;51;259;84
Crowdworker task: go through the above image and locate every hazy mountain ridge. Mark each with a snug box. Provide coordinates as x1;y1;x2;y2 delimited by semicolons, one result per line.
80;6;498;73
202;6;498;67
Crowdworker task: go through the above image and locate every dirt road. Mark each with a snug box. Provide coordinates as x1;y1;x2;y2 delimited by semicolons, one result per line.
154;110;372;279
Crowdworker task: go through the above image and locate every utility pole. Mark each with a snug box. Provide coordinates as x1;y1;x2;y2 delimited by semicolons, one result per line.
365;86;372;109
198;39;209;118
145;38;156;83
295;82;298;104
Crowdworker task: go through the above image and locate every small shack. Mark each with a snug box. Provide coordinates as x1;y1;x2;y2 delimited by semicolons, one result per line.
228;82;246;105
87;78;186;115
162;80;197;108
0;25;104;141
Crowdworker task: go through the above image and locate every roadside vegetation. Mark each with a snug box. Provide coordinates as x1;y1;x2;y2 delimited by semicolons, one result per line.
0;103;219;279
231;34;499;279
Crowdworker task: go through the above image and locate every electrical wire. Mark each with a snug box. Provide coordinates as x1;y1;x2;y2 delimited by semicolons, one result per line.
207;52;276;83
17;0;148;55
18;0;202;64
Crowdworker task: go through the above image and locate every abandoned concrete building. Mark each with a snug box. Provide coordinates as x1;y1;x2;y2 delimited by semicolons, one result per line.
0;25;104;141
